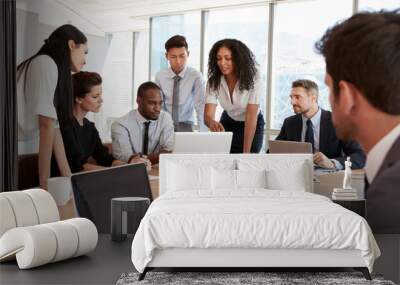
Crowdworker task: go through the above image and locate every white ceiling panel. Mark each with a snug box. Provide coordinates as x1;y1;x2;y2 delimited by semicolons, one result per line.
56;0;267;32
18;0;271;33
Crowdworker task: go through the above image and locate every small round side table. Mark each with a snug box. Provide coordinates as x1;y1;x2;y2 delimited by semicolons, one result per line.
111;197;150;242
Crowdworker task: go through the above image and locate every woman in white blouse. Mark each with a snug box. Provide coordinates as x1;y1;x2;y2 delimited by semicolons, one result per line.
17;24;88;190
204;39;265;153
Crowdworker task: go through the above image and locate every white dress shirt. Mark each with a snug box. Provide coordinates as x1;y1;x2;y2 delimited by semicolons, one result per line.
111;110;174;162
365;123;400;183
17;55;59;154
155;66;206;130
205;74;262;122
301;108;343;169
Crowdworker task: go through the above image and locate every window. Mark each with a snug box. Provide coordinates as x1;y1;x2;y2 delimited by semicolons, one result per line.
133;31;150;109
270;0;353;130
96;32;134;141
358;0;399;11
150;12;201;80
203;5;269;120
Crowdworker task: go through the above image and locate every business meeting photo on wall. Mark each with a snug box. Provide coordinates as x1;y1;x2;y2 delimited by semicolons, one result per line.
1;0;400;284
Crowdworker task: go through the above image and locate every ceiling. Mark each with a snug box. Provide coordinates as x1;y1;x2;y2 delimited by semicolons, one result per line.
17;0;280;35
55;0;269;32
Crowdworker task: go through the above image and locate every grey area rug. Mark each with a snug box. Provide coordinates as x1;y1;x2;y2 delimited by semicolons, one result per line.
116;272;396;285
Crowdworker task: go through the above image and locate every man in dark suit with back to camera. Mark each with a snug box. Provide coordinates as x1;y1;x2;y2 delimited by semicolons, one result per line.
316;9;400;233
276;79;366;169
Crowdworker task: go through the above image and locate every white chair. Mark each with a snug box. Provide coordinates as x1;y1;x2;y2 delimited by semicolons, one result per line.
0;189;98;269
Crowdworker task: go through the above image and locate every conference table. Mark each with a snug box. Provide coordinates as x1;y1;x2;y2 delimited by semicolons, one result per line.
148;165;160;199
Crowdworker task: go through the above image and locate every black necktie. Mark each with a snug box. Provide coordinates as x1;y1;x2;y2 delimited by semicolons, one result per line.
142;121;150;155
305;119;315;152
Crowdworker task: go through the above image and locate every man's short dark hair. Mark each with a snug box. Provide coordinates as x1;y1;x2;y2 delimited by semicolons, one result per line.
315;9;400;115
165;35;188;51
292;79;319;96
137;81;161;98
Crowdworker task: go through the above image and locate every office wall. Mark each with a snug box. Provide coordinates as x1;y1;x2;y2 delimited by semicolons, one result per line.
16;8;112;143
16;9;110;74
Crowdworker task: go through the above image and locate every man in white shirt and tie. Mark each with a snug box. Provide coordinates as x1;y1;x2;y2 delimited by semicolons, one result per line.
276;79;365;170
111;82;174;166
155;35;206;132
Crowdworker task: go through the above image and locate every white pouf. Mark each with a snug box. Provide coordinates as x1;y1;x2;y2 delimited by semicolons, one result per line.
0;189;98;269
0;196;17;237
1;191;39;227
24;189;60;223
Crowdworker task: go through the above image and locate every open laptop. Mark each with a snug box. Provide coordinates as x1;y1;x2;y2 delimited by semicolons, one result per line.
268;140;313;154
70;163;152;233
173;132;233;154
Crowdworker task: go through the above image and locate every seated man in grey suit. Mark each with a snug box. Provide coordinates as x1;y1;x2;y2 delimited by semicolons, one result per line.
111;82;174;165
276;79;365;169
316;10;400;233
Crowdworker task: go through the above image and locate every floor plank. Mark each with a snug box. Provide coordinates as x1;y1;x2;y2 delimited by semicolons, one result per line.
0;234;133;285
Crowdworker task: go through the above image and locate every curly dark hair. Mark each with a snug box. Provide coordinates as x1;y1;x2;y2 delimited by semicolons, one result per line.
207;39;258;92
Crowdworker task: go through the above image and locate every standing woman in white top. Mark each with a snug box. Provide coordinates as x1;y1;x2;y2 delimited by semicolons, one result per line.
17;24;88;190
204;39;265;153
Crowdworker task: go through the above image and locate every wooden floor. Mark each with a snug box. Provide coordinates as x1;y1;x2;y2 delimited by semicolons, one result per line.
0;234;134;285
1;234;398;284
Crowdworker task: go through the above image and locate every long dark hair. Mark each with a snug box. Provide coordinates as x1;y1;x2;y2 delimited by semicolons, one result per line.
207;39;258;92
18;24;87;127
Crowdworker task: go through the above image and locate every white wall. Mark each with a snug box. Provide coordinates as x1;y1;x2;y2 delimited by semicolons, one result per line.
16;0;104;36
16;9;110;73
16;1;165;143
99;32;134;142
16;8;113;141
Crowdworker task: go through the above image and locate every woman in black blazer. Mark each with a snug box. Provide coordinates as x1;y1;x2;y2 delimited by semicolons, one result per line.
61;71;125;173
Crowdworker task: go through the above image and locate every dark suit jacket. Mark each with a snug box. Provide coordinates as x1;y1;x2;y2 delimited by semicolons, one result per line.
366;135;400;234
275;109;366;169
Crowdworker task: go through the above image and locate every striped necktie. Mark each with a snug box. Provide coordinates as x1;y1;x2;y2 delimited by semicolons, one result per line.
172;75;181;124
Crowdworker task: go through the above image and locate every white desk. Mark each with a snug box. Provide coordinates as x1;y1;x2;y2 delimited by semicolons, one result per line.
313;169;365;199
